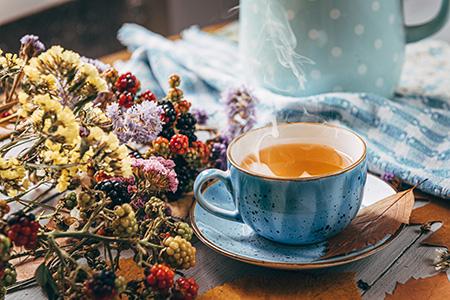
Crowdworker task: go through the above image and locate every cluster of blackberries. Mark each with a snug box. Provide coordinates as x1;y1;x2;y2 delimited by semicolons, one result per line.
94;179;132;208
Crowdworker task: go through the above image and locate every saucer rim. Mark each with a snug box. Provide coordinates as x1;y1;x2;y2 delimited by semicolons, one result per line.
190;174;404;270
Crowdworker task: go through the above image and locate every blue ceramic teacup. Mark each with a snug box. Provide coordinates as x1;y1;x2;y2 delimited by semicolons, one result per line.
194;123;367;245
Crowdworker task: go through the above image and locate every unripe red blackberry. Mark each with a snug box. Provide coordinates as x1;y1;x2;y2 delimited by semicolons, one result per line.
162;235;196;269
118;91;134;108
169;134;189;155
7;211;40;250
175;99;191;113
139;90;157;102
145;264;175;293
172;277;199;300
115;72;141;94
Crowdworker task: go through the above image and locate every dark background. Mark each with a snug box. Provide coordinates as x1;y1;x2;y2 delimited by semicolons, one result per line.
0;0;238;58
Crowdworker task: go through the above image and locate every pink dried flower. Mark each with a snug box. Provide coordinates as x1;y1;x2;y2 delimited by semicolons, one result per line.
132;157;178;193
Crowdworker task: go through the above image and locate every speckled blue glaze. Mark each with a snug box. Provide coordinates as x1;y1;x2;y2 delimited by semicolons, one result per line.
233;159;366;244
192;174;394;267
195;159;366;245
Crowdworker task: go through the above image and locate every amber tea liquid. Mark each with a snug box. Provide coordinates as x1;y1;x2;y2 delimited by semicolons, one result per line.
241;143;352;178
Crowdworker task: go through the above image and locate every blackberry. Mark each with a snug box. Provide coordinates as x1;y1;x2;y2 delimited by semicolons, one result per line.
172;164;197;196
84;270;117;300
176;113;197;131
95;180;131;208
160;125;175;140
159;100;178;125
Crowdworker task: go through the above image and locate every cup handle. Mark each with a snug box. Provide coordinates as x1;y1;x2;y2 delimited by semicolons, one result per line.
405;0;450;43
193;169;242;222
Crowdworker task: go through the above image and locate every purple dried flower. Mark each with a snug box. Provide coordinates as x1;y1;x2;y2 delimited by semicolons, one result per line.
210;139;228;170
131;196;146;210
222;85;258;139
20;34;45;58
132;157;178;193
81;56;110;73
381;172;395;182
191;108;209;125
106;100;163;144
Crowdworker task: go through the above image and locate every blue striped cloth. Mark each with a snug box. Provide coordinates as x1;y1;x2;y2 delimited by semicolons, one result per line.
116;23;450;199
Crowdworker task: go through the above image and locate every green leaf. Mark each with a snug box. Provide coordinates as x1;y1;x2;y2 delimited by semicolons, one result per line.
35;263;59;300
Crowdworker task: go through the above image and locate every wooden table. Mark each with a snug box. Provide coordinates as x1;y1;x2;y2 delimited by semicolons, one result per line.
5;23;448;300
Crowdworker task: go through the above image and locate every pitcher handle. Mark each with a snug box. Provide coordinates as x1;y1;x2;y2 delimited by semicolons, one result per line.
405;0;450;43
193;169;242;222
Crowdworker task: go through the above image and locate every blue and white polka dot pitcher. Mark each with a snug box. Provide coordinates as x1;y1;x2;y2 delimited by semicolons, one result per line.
240;0;449;97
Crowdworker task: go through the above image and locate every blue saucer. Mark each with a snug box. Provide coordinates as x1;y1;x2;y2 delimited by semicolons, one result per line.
190;174;399;269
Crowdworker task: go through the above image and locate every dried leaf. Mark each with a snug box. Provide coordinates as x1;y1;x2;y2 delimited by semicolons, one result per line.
385;273;450;300
323;188;415;259
116;258;144;282
199;272;360;300
13;256;44;282
410;198;450;248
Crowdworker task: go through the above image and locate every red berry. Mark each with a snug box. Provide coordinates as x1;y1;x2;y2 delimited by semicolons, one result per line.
169;134;189;155
115;72;141;94
139;90;157;102
173;277;199;300
145;264;175;293
175;100;191;114
118;92;134;108
7;212;39;249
